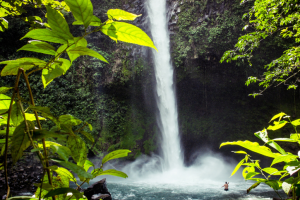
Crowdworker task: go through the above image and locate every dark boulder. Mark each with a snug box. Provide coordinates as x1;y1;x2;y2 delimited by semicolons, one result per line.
83;178;111;200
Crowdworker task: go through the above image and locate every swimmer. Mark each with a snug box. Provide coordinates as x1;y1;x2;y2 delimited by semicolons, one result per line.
221;182;229;191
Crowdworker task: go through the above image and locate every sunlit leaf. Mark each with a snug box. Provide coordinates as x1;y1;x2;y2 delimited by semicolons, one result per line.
255;129;286;154
44;188;82;200
59;114;82;126
67;135;87;167
107;9;141;21
291;119;300;126
271;155;298;166
68;47;108;63
21;29;68;44
245;172;260;179
220;140;280;158
269;112;287;122
17;40;56;55
55;167;76;182
83;160;94;172
231;158;245;176
102;149;131;164
72;15;101;26
65;0;93;28
247;182;260;193
46;6;73;42
0;87;13;94
28;106;59;125
93;169;128;178
267;121;287;131
101;22;157;51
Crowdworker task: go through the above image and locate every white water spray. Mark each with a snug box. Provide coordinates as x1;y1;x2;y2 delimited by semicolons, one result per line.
147;0;183;170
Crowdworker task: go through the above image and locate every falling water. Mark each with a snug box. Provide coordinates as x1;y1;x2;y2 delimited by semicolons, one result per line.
146;0;183;170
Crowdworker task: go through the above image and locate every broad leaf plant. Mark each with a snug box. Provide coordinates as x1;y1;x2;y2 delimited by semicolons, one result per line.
221;112;300;199
0;0;157;200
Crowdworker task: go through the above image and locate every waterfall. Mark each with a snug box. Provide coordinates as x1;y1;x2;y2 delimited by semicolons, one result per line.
146;0;183;170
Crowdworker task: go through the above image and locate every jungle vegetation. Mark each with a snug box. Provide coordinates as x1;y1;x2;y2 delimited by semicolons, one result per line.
0;0;156;200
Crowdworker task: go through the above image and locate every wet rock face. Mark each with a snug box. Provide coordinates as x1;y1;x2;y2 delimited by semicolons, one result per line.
0;154;43;197
83;178;112;200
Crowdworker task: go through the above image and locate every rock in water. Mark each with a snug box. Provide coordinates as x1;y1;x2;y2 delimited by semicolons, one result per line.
91;194;111;200
83;178;111;200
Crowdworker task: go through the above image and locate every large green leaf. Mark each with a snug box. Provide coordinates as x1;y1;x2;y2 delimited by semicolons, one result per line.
245;172;260;179
290;134;300;140
83;160;94;172
46;6;73;42
93;169;128;178
107;9;141;21
243;166;255;179
50;144;71;161
231;158;245;176
0;57;47;76
11;103;23;126
102;149;131;165
72;15;101;26
265;180;281;190
59;114;82;126
0;87;13;94
68;47;108;63
271;154;298;166
65;0;93;29
25;113;46;121
101;22;157;51
11;121;34;164
291;119;300;126
262;167;284;175
80;131;94;143
44;188;82;200
28;106;59;125
55;167;76;182
67;135;87;167
247;182;261;193
42;58;71;88
66;37;88;62
267;121;288;130
269;112;286;122
0;94;12;112
52;159;93;179
254;129;286;154
220;140;280;158
21;29;68;44
17;40;56;55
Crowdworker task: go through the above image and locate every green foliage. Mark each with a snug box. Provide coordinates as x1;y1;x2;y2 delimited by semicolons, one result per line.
0;0;157;199
221;112;300;199
221;0;300;94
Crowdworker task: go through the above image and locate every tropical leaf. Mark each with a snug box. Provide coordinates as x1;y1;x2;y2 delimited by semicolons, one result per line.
243;166;255;179
101;22;157;51
265;180;281;190
42;58;71;88
291;119;300;126
231;158;245;176
21;29;68;44
11;121;34;164
271;155;298;166
232;151;247;154
72;15;101;26
267;121;288;130
80;131;94;143
51;159;93;179
55;167;76;182
262;167;284;175
220;140;280;158
68;47;108;63
87;122;93;131
44;188;82;200
50;144;71;161
0;87;13;94
11;103;23;126
255;129;287;154
272;138;297;142
0;57;47;76
67;135;87;167
65;0;93;28
67;37;88;62
32;129;67;140
269;112;286;122
17;40;56;55
93;169;128;178
107;9;141;21
25;113;46;121
245;172;260;179
0;94;11;113
83;160;94;172
247;182;260;193
28;106;59;125
46;6;73;42
102;149;131;164
59;114;82;126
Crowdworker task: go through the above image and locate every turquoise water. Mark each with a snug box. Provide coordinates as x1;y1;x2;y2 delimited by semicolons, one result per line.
98;180;286;200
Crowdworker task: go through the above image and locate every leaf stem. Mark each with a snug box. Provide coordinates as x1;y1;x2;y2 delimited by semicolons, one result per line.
4;68;22;200
21;69;56;200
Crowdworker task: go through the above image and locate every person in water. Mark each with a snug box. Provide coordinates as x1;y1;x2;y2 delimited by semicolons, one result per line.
222;182;229;191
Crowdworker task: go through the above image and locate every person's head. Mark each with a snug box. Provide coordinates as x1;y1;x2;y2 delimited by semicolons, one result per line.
225;182;227;184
